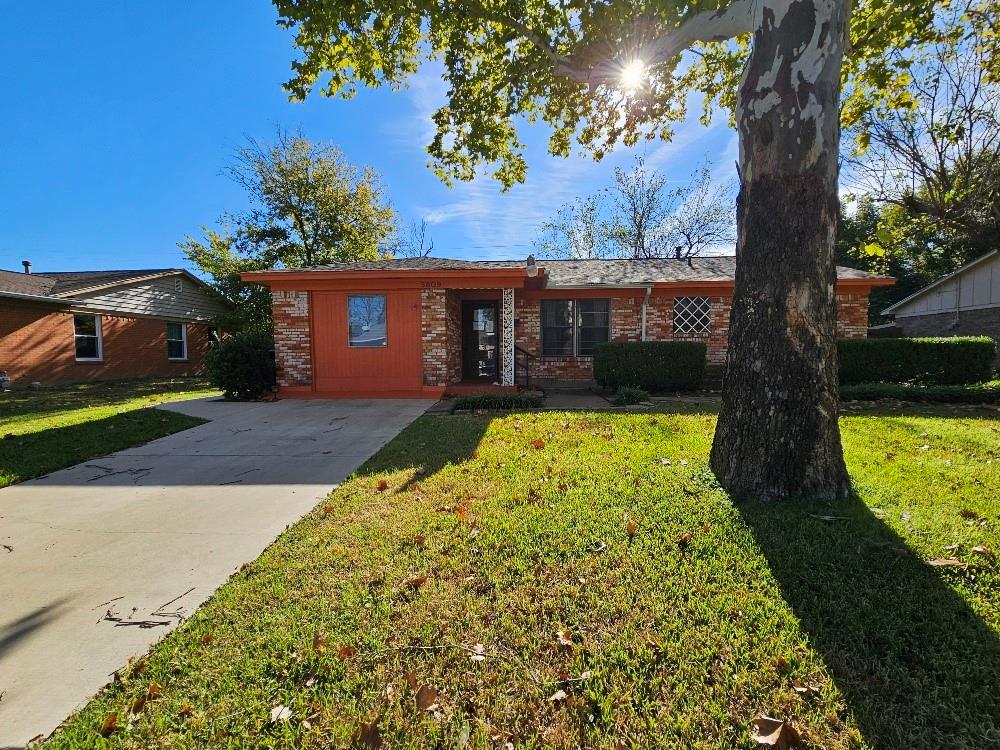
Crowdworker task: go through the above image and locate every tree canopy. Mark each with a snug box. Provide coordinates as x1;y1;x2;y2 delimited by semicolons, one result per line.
273;1;993;189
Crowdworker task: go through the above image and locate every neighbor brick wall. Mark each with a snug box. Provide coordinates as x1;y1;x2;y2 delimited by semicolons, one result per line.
835;291;870;339
421;289;465;387
272;290;312;387
0;300;212;385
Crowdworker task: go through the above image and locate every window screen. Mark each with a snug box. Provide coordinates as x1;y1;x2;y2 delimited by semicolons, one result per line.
348;295;387;347
541;300;574;356
577;299;610;355
673;296;712;334
74;314;101;360
167;323;187;359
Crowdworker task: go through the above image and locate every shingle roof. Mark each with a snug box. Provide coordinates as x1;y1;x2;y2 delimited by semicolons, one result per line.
0;268;182;298
267;256;887;286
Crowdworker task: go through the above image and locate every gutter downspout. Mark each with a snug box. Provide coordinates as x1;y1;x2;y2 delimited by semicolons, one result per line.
640;285;653;341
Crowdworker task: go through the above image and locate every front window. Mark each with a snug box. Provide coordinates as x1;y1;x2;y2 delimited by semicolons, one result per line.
541;299;610;356
673;296;712;334
167;323;187;360
74;314;102;360
348;295;387;347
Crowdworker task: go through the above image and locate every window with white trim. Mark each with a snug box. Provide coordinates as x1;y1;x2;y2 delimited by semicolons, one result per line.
673;296;712;334
541;299;610;356
166;322;188;360
74;314;102;360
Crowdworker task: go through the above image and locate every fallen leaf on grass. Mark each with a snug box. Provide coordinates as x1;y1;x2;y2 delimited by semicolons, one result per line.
178;704;193;718
313;632;326;654
791;680;821;697
130;695;146;715
99;712;118;737
270;705;292;724
404;670;418;690
926;557;969;570
676;532;693;551
750;716;801;748
556;629;574;647
548;689;568;703
416;684;438;711
411;534;426;547
146;681;162;699
972;545;995;560
199;631;214;645
406;574;428;590
532;438;546;449
338;646;357;659
625;519;638;538
959;509;981;520
469;643;487;662
376;479;389;492
356;720;382;749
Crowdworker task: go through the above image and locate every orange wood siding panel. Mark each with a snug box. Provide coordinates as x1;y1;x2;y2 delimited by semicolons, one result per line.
312;290;423;393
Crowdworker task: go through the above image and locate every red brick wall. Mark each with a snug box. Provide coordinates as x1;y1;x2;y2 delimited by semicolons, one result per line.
0;301;212;385
420;290;466;387
272;290;312;387
835;291;870;338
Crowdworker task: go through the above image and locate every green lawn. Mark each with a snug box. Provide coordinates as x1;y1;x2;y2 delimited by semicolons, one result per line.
43;405;999;749
0;378;217;487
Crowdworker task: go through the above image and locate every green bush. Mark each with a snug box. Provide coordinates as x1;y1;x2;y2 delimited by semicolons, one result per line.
841;380;1000;404
452;393;543;411
612;386;650;406
593;341;707;392
838;336;996;385
204;332;276;400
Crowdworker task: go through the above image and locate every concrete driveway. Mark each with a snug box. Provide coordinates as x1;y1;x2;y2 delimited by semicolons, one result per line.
0;397;433;748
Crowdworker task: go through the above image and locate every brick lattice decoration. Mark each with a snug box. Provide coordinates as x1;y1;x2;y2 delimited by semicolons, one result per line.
272;290;312;387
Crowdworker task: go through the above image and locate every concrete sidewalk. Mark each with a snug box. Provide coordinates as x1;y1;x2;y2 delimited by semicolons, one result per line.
0;397;433;748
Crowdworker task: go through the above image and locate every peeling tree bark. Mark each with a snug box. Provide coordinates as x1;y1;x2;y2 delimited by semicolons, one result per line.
709;0;852;500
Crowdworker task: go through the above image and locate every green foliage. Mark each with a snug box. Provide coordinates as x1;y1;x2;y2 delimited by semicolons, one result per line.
611;386;650;405
594;341;706;392
182;129;396;331
272;1;985;189
204;333;276;400
838;337;997;386
841;380;1000;404
451;393;543;411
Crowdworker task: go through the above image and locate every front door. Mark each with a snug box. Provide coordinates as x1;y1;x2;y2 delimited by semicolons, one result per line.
461;301;498;381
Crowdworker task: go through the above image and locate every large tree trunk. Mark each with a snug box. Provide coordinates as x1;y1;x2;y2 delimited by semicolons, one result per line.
710;0;852;501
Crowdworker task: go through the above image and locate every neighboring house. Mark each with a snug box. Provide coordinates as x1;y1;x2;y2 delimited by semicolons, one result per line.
243;256;893;398
0;263;230;385
881;250;1000;343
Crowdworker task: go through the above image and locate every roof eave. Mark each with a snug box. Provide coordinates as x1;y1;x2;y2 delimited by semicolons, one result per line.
0;290;74;305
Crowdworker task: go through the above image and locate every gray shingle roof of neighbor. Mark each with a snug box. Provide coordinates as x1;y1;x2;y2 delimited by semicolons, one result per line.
0;268;183;298
272;255;888;286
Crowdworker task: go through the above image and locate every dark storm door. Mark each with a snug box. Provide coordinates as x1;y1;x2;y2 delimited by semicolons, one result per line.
462;301;498;380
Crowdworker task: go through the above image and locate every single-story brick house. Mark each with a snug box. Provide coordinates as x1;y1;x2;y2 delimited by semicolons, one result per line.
244;256;893;398
879;250;999;342
0;263;230;386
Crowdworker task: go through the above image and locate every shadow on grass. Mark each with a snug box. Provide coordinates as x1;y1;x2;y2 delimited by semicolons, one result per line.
0;409;203;487
737;493;1000;749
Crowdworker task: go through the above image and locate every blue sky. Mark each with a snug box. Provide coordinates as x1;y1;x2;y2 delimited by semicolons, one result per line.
0;1;737;274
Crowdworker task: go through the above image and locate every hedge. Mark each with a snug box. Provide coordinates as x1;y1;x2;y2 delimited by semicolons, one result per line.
838;336;996;386
593;341;707;392
204;332;276;400
452;393;543;411
841;380;1000;404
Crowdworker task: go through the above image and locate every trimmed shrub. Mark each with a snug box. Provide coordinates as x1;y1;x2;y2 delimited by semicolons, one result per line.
841;380;1000;404
612;386;650;406
204;332;276;400
838;336;996;386
593;341;707;392
452;393;543;411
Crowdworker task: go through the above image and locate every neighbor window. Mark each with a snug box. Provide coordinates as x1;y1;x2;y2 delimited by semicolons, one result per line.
166;322;187;360
673;296;712;334
73;314;102;360
541;299;610;356
348;295;387;347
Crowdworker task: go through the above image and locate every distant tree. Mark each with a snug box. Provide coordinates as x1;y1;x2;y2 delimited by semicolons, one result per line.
182;129;396;330
537;159;733;259
394;219;435;257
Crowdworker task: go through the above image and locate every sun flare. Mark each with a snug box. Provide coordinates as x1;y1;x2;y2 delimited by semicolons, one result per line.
620;59;646;91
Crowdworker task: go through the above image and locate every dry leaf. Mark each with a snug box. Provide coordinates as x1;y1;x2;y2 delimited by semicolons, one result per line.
404;670;418;690
406;574;428;590
927;557;969;570
376;479;389;492
130;695;146;715
556;629;574;647
178;704;194;718
959;508;981;520
270;705;292;723
750;716;801;748
199;631;214;645
99;712;118;737
676;532;693;550
357;720;383;749
972;545;995;559
338;645;357;659
469;643;487;662
548;689;568;703
626;519;638;538
791;680;821;697
416;684;438;711
532;439;546;449
699;523;711;533
313;632;326;654
146;681;162;699
412;534;426;547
